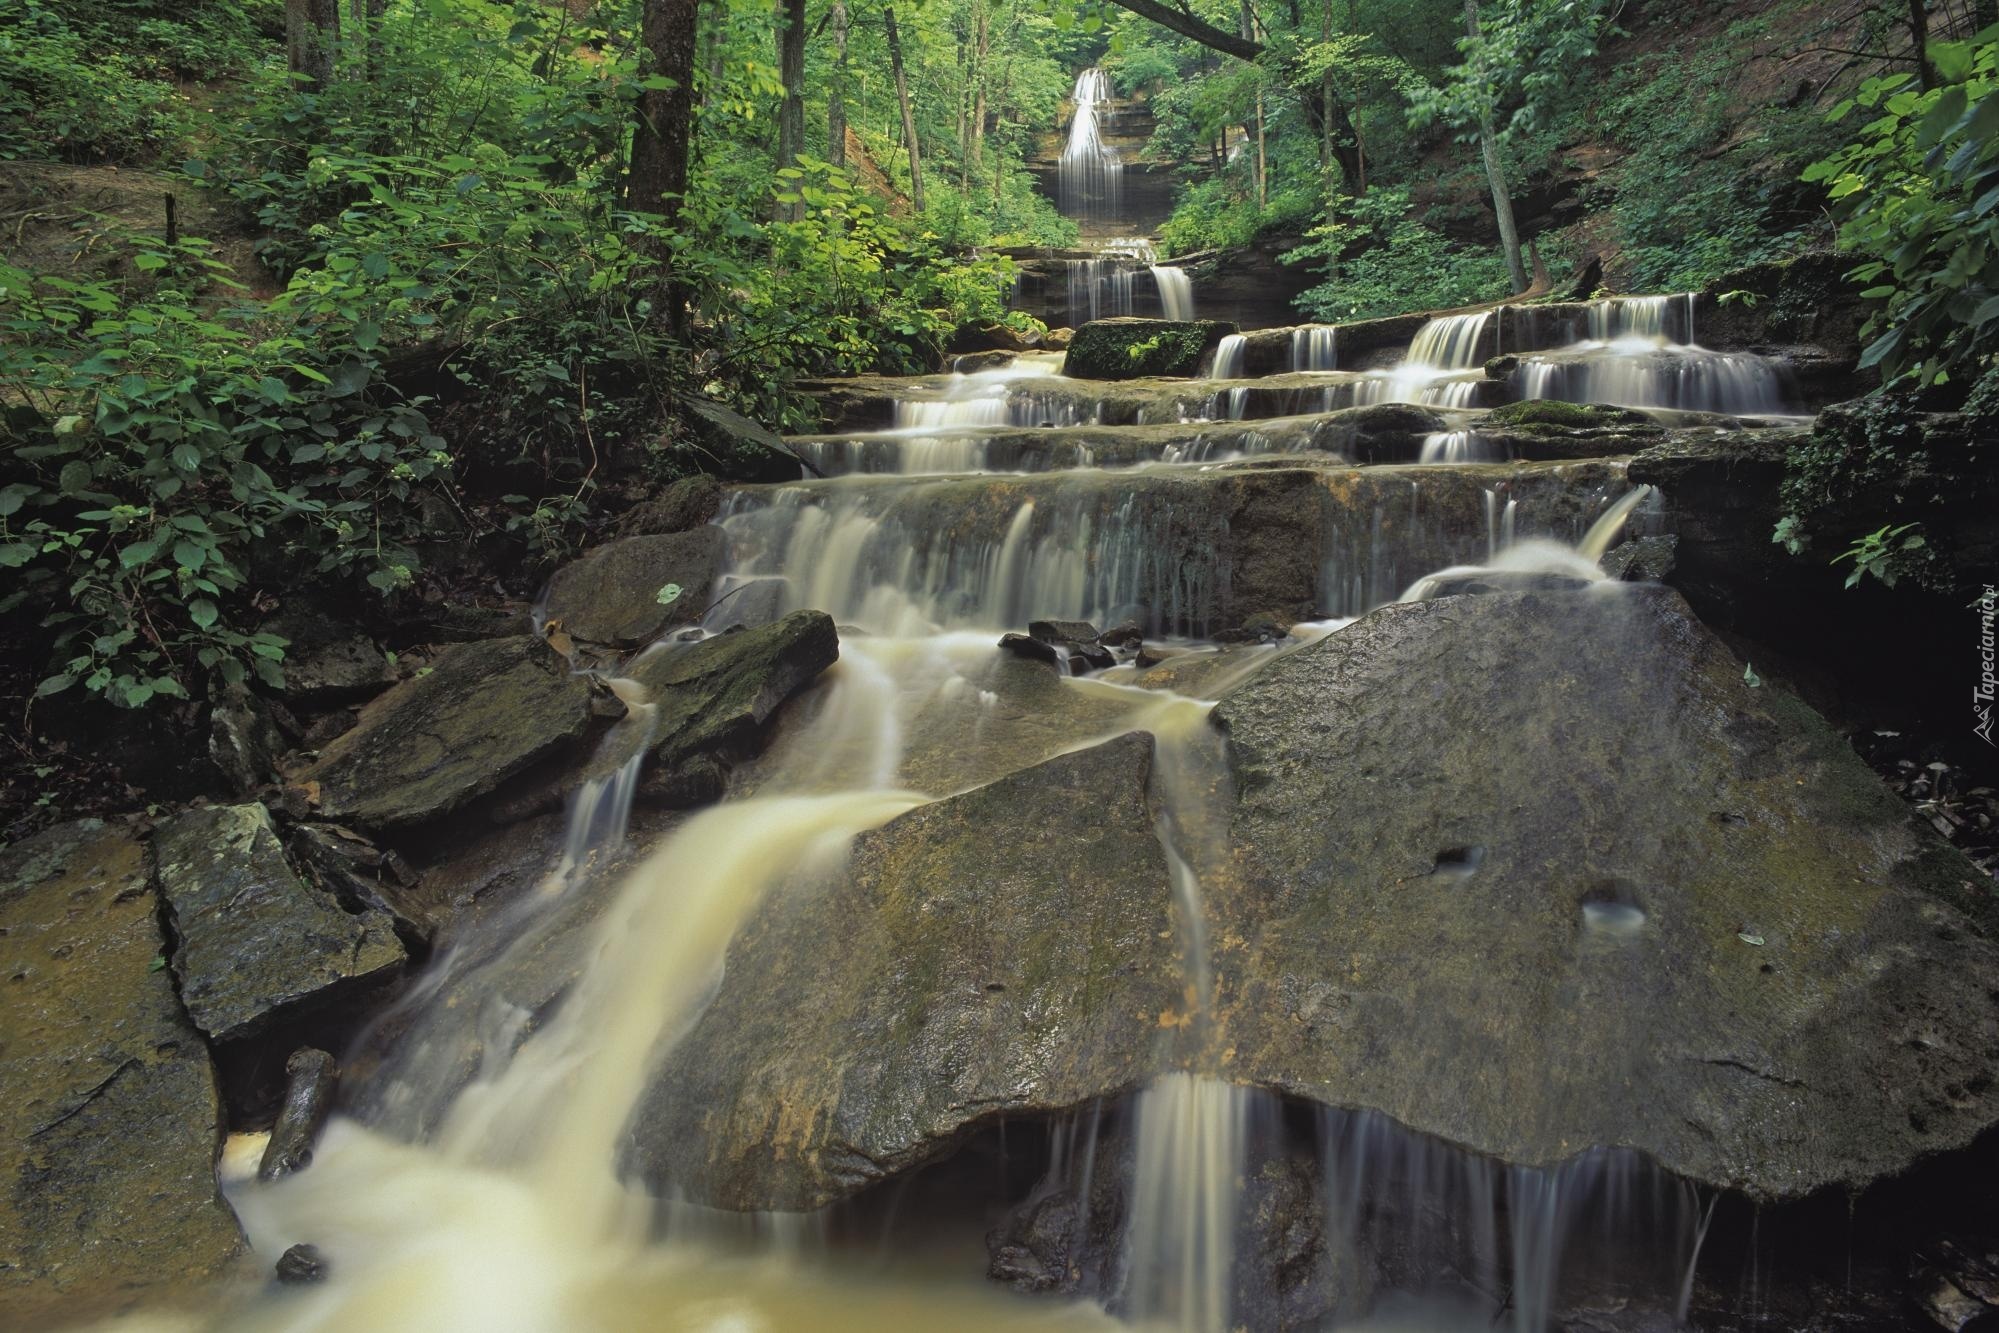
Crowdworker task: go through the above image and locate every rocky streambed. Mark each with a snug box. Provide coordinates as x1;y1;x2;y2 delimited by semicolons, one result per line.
6;285;1999;1333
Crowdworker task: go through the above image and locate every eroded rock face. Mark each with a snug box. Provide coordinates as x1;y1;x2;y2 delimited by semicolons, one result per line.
153;803;405;1044
1209;586;1999;1200
542;528;722;648
627;610;841;801
629;733;1179;1209
302;634;593;830
0;821;243;1323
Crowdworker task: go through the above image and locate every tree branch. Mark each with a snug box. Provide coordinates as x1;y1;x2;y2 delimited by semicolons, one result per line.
1102;0;1265;60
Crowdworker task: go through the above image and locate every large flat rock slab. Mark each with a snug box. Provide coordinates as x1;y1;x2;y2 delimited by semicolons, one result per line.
303;633;593;829
0;821;243;1323
1209;586;1999;1199
630;732;1179;1209
154;803;405;1044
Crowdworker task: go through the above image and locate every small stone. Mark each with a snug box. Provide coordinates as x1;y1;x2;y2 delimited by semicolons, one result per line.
275;1244;329;1285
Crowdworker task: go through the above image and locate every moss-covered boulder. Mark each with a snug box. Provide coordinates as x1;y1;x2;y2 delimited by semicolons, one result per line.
1484;400;1654;431
0;821;244;1323
1062;317;1238;380
627;609;841;802
153;804;406;1045
302;634;594;830
542;528;722;648
628;733;1178;1209
1209;586;1999;1200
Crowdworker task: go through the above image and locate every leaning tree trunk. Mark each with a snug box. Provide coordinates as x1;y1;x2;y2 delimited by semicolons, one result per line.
1464;0;1528;293
828;0;850;166
775;0;807;220
885;5;925;212
286;0;339;89
631;0;701;333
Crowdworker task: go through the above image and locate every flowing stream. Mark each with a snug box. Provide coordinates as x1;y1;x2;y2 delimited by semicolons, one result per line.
169;286;1807;1333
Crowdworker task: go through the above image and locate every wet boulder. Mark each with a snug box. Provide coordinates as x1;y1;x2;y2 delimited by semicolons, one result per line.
266;611;396;707
153;803;405;1044
0;821;243;1322
627;610;841;802
629;733;1179;1209
1210;586;1999;1200
1063;318;1239;381
301;634;593;830
616;474;723;538
682;399;808;483
542;528;723;648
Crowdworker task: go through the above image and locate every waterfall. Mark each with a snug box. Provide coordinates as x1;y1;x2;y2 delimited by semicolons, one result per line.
1406;311;1492;369
1122;1076;1260;1333
1208;333;1245;379
1058;68;1123;223
1418;430;1500;464
1291;324;1337;371
1151;264;1194;321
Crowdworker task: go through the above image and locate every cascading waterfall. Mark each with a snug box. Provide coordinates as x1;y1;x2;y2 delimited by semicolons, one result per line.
1516;293;1788;415
1208;333;1246;380
1059;68;1124;223
189;272;1814;1333
1292;324;1337;372
1151;263;1194;321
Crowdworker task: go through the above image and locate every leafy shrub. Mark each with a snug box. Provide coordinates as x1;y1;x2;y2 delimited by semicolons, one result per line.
1803;32;1999;386
0;238;449;708
0;0;195;163
1289;186;1511;322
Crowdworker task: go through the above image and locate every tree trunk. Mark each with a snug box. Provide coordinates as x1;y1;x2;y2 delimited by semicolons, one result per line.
969;2;989;172
1101;0;1263;59
885;5;925;212
286;0;339;89
1464;0;1527;292
1977;0;1997;32
775;0;807;220
631;0;701;332
828;0;849;166
1907;0;1935;90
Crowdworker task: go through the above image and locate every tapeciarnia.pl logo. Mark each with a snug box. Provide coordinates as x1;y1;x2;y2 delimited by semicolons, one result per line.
1977;584;1997;746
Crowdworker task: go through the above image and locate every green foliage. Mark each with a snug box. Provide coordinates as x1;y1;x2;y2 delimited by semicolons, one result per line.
1289;186;1511;321
1830;522;1928;589
1408;0;1623;146
1803;31;1999;386
0;237;449;707
0;0;197;163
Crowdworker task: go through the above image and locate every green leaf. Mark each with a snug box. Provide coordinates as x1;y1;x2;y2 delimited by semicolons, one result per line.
258;376;290;405
362;252;390;280
173;539;207;570
655;582;683;605
36;673;76;697
188;598;219;630
119;539;160;568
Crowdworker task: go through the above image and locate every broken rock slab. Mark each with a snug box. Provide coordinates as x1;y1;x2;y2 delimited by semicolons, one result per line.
153;803;405;1045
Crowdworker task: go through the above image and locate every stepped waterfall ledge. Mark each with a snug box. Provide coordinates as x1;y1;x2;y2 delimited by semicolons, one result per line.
9;14;1999;1331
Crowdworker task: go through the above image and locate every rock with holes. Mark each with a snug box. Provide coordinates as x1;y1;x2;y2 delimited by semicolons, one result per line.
0;820;243;1322
627;733;1179;1209
153;803;404;1044
301;634;594;830
542;528;723;648
1209;585;1999;1200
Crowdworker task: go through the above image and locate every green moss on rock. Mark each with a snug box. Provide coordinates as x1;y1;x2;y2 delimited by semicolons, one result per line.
1061;318;1238;381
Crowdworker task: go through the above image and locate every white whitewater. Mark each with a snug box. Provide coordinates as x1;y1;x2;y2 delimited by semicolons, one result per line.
1208;333;1246;380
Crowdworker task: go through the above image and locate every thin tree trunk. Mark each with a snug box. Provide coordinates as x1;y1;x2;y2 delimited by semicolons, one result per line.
1319;0;1333;191
1907;0;1935;90
631;0;701;333
969;2;989;172
775;0;807;220
1464;0;1527;292
1978;0;1998;32
885;5;925;211
828;0;849;165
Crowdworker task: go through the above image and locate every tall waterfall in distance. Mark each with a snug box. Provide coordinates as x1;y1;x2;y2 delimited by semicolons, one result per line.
1059;68;1123;223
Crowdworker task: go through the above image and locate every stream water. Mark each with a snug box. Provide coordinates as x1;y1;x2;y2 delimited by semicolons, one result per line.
137;287;1802;1333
